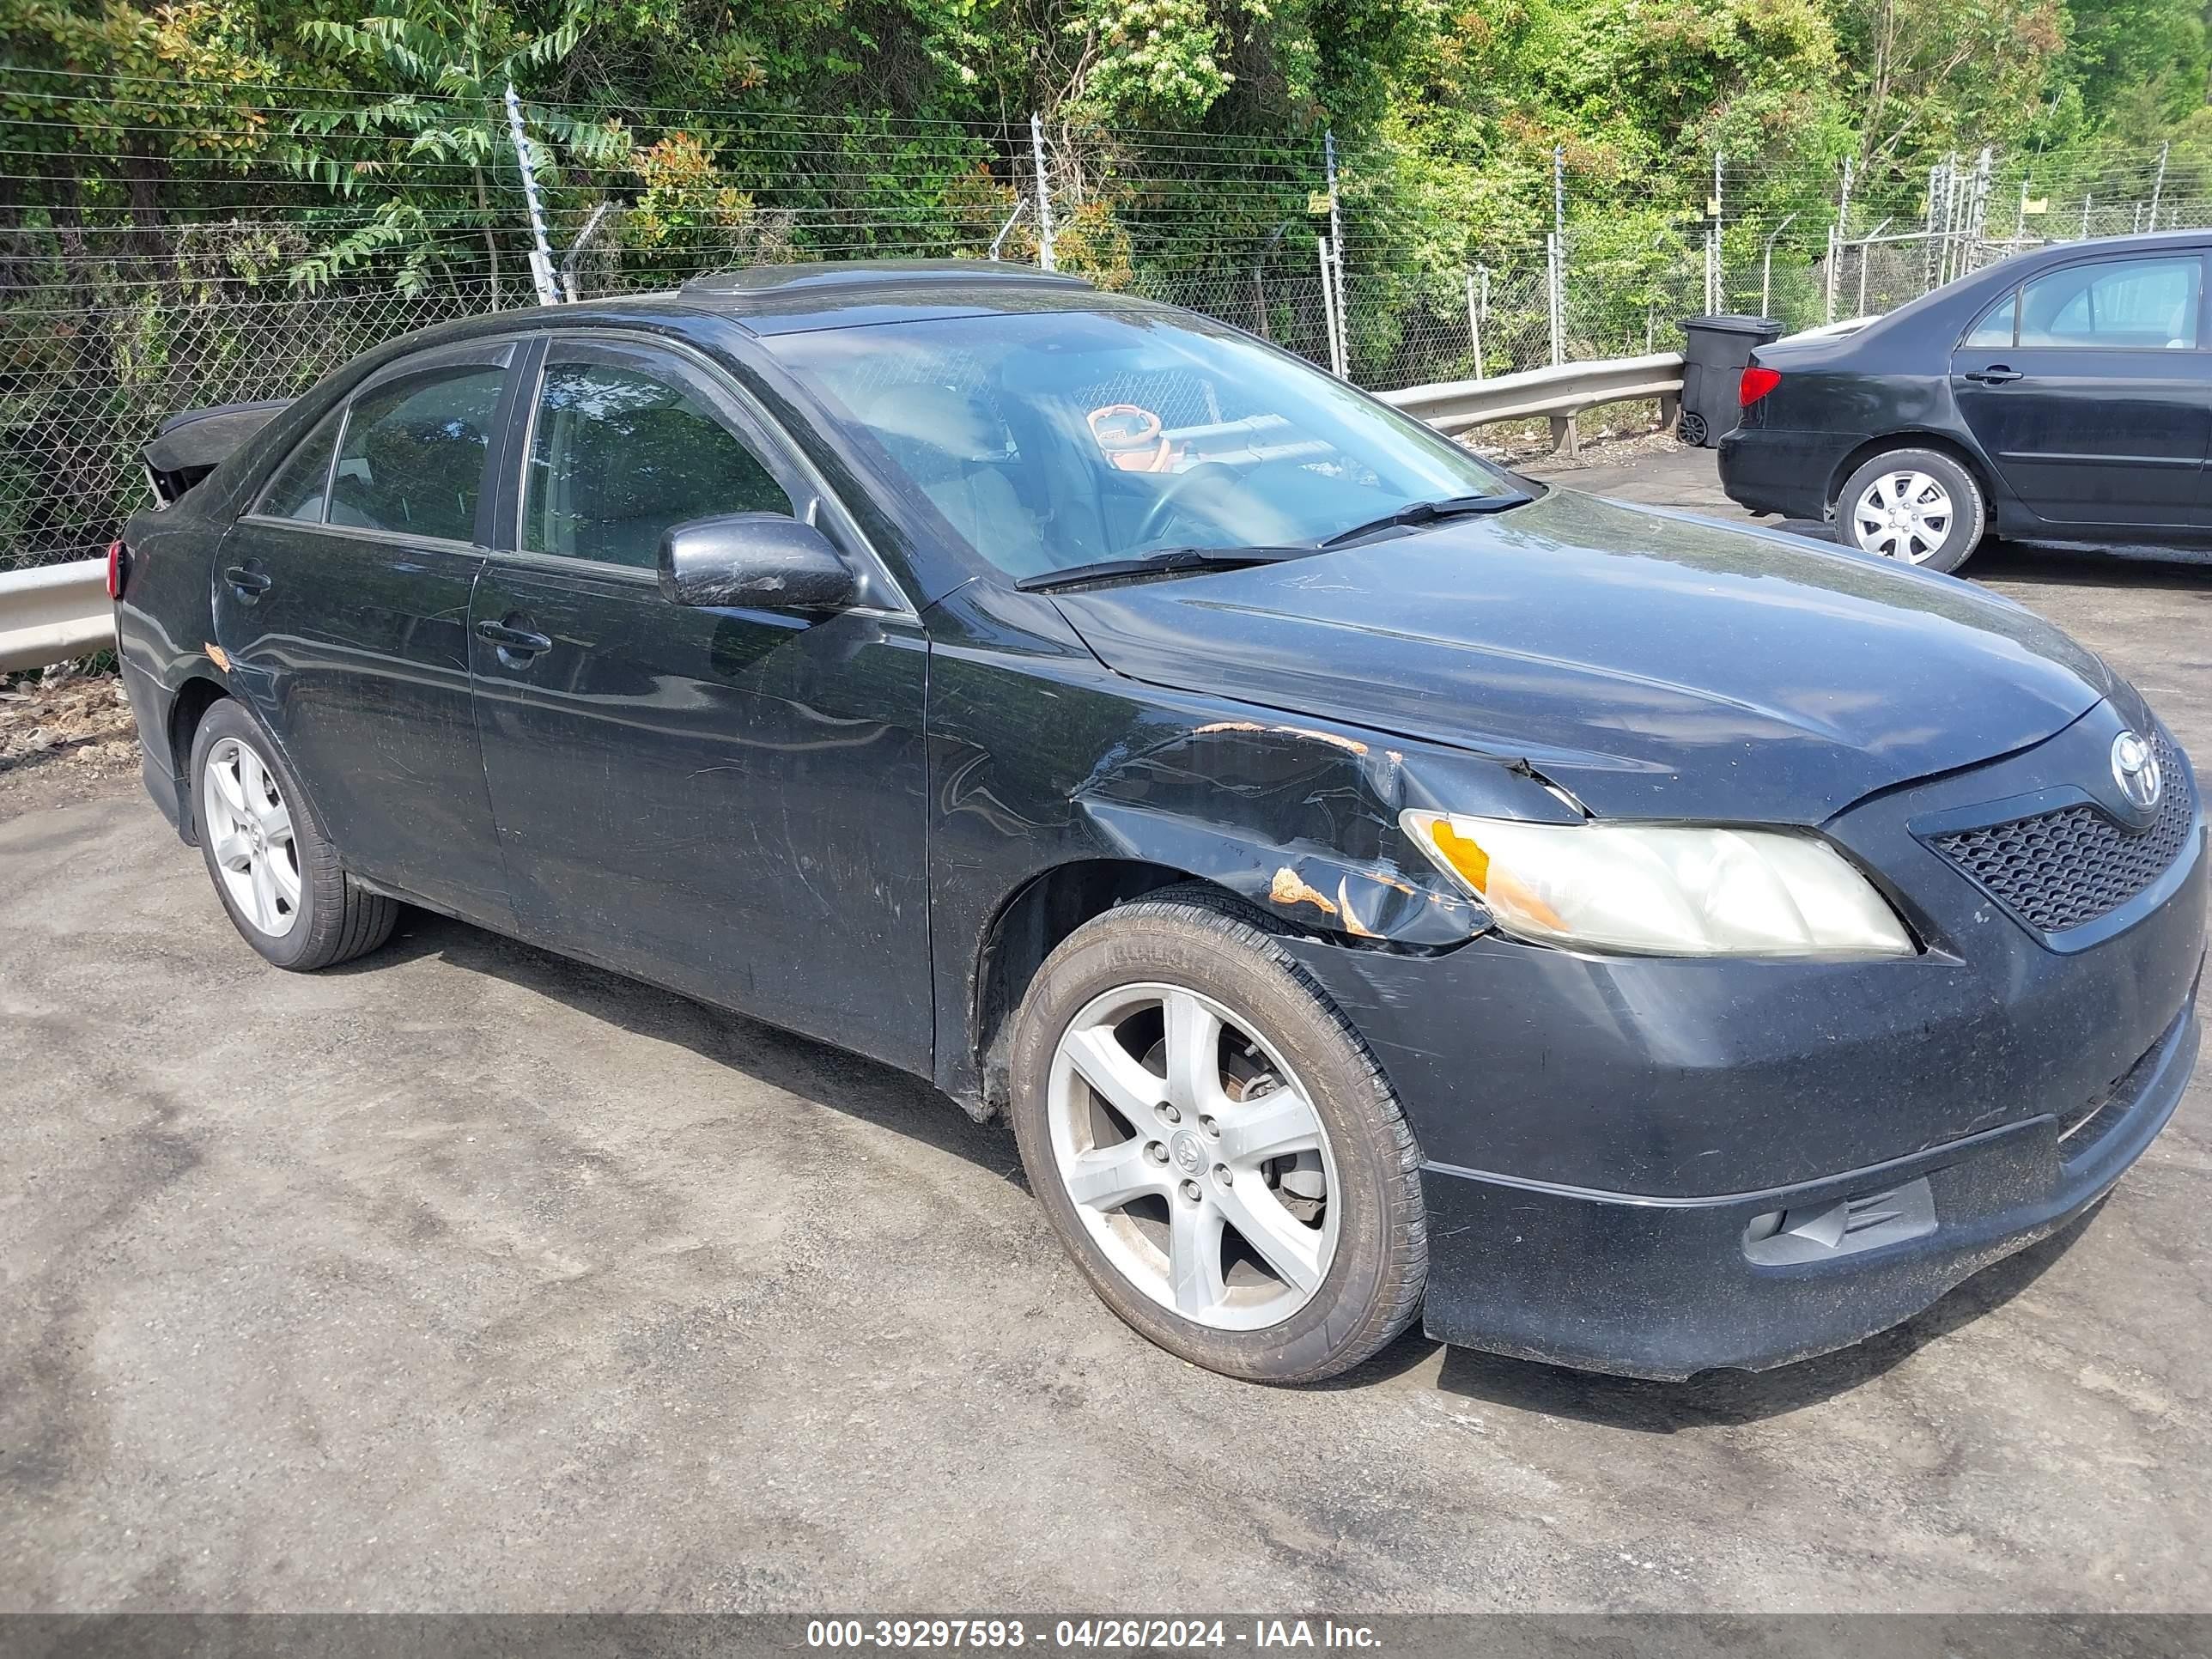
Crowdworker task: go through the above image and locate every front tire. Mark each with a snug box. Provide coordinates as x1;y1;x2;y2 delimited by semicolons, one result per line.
1008;888;1427;1383
190;699;398;971
1837;447;1986;574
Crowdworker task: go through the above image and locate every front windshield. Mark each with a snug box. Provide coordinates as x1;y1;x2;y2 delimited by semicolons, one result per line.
765;307;1521;581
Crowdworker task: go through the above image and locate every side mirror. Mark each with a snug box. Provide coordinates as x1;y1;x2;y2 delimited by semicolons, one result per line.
658;513;860;612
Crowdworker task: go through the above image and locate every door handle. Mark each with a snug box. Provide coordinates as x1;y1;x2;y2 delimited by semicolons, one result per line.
475;617;553;657
223;563;272;597
1963;366;2023;384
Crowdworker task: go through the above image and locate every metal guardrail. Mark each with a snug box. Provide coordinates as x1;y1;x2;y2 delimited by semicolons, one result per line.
1380;351;1686;442
0;558;110;674
0;351;1689;675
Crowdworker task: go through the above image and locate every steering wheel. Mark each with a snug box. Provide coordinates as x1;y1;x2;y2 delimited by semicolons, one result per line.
1132;461;1246;548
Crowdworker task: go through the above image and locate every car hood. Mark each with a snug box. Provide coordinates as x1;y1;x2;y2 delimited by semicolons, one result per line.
1048;488;2120;823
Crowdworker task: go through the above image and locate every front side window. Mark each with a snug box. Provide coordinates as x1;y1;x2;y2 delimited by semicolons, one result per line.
256;407;344;521
2018;256;2203;349
329;365;506;541
765;307;1523;581
524;354;793;569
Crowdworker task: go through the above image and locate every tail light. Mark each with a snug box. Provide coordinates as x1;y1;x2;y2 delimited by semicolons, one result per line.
106;538;128;601
1739;366;1782;407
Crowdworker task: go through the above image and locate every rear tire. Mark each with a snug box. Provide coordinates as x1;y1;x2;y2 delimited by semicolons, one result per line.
1008;887;1426;1383
189;699;398;971
1836;447;1986;574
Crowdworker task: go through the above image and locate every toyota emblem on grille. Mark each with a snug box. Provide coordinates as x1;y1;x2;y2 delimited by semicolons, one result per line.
2112;731;2164;813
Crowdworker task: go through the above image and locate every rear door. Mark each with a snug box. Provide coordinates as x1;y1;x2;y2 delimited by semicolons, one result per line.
1950;250;2212;529
467;331;934;1071
214;338;522;926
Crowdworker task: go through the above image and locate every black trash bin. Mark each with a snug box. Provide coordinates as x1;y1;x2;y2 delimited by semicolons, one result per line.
1677;313;1783;447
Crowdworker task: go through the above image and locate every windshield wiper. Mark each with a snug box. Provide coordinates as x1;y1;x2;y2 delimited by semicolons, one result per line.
1319;490;1535;549
1015;545;1309;593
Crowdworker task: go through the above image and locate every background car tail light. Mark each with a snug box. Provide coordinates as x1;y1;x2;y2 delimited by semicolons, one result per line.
106;538;128;601
1739;366;1782;407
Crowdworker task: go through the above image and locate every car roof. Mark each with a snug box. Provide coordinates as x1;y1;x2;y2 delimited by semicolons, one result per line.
650;258;1120;336
1990;228;2212;273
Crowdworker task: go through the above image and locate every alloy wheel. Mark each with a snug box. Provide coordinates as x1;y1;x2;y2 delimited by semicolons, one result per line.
201;736;302;937
1850;470;1954;563
1046;981;1340;1332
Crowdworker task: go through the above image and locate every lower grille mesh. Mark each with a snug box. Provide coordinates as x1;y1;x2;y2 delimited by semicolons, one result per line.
1930;734;2193;934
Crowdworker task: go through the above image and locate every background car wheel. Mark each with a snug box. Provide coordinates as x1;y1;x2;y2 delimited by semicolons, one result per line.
1837;447;1986;574
1008;885;1427;1383
190;699;398;971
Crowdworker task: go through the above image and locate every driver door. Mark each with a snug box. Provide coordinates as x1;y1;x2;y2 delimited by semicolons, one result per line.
468;333;934;1071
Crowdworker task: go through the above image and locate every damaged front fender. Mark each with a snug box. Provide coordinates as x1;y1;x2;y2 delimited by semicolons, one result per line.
1073;715;1572;950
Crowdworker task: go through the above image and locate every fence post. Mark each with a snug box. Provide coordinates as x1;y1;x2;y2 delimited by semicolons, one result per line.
1923;162;1944;292
1549;145;1567;368
1324;131;1350;377
1706;150;1723;313
1030;113;1056;270
1546;231;1565;368
1825;157;1852;323
559;200;617;301
1965;147;1993;273
503;83;562;307
1760;213;1795;318
2149;141;2170;230
1464;268;1485;380
1317;235;1346;378
2081;191;2093;238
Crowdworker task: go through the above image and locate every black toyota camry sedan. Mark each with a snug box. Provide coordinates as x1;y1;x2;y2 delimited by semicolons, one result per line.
113;261;2204;1384
1722;229;2212;572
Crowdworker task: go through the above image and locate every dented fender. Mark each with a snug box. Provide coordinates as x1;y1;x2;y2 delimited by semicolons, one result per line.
1071;714;1575;949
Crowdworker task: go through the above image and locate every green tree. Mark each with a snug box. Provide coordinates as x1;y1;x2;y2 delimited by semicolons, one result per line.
285;0;631;291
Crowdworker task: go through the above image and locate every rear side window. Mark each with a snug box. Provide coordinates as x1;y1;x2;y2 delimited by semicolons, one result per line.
2018;256;2202;349
256;409;344;520
329;365;507;542
1962;292;2016;349
524;355;793;569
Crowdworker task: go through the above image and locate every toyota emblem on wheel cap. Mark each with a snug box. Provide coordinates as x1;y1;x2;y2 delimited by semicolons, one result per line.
2112;730;2164;813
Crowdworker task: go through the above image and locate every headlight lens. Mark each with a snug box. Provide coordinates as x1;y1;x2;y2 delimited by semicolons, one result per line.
1401;810;1915;958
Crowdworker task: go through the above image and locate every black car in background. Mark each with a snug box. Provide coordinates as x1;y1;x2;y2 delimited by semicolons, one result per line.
112;262;2204;1385
1721;230;2212;572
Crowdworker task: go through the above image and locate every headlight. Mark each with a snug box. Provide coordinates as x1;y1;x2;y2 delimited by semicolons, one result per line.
1401;810;1915;959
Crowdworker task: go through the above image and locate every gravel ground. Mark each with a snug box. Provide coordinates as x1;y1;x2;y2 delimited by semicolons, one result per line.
0;665;140;820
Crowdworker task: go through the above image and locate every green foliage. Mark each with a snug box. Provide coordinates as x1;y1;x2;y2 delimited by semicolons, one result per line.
0;0;2203;297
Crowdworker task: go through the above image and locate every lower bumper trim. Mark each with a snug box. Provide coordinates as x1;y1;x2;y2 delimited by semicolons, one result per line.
1418;995;2198;1379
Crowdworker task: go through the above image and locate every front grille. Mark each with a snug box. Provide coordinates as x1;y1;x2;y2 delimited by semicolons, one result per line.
1930;733;2195;934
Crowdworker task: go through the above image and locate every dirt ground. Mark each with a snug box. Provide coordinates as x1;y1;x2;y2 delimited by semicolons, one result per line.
0;665;140;819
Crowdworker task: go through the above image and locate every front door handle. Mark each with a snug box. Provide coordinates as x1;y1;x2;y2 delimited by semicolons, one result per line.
1963;366;2023;384
475;617;553;658
223;563;272;598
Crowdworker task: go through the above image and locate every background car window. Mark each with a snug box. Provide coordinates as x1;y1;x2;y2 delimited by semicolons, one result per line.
1962;292;2016;349
328;366;505;541
525;358;793;568
255;408;344;521
2018;257;2202;349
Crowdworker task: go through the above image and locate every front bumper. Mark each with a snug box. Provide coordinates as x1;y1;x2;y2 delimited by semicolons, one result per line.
1286;708;2206;1377
1415;993;2196;1378
1717;426;1862;520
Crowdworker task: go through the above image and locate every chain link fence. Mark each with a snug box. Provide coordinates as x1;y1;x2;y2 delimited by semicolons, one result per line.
8;78;2212;572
